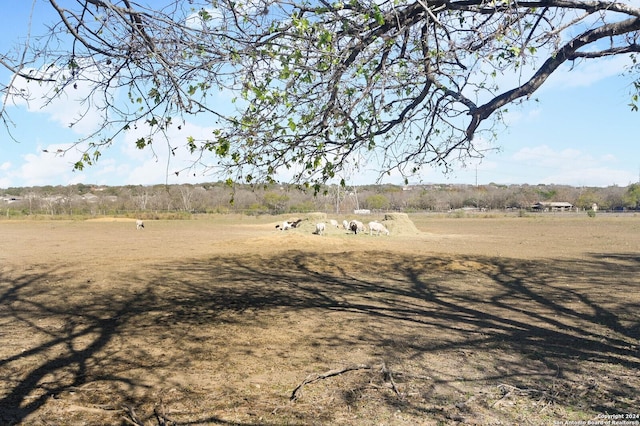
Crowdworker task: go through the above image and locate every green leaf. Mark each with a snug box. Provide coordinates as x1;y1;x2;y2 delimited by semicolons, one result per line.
148;87;161;104
215;139;230;156
373;5;385;25
186;136;197;152
199;9;212;21
135;138;147;149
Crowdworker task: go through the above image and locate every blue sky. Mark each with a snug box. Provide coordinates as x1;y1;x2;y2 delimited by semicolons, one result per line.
1;2;639;189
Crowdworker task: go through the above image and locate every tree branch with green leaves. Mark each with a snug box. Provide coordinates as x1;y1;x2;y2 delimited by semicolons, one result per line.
1;0;639;191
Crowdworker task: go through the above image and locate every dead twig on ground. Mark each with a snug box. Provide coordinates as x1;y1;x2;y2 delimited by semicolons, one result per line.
493;383;558;409
154;400;178;426
290;362;407;402
122;405;144;426
291;364;372;401
122;402;178;426
380;362;402;399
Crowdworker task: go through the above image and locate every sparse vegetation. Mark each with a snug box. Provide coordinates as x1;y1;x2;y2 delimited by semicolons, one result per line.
0;215;637;424
1;182;638;218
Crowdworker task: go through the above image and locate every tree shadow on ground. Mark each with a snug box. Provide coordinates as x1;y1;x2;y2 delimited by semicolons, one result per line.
0;250;638;424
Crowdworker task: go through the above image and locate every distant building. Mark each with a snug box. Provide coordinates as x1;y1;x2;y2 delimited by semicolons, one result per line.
531;202;574;212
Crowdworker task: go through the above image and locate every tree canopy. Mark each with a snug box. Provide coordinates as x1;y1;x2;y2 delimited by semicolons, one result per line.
2;0;639;189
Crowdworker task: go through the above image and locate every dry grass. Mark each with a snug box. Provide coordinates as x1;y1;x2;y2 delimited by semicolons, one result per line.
0;214;638;425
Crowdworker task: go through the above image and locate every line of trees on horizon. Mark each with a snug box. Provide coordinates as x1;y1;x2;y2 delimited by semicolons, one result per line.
1;182;640;217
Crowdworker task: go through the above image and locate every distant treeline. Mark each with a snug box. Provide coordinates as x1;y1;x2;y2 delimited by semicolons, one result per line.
1;182;640;217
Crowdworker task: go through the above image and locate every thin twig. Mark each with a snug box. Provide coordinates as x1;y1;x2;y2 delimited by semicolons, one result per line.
290;364;373;401
290;362;413;402
122;405;144;426
380;362;403;399
154;401;178;426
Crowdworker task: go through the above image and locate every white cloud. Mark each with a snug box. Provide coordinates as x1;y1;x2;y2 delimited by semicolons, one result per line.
501;106;542;127
118;120;220;185
511;145;635;186
8;65;110;137
0;161;12;187
513;145;585;165
13;143;88;186
185;8;222;29
472;39;633;106
539;167;635;187
541;55;632;92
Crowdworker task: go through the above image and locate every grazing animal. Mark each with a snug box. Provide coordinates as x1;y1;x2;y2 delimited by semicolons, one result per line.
275;221;292;231
368;221;389;236
315;222;326;235
342;220;350;230
276;218;306;231
290;218;305;228
329;219;339;228
136;219;144;229
349;220;365;234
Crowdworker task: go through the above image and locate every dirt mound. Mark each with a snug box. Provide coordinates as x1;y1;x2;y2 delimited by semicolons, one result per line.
380;212;421;236
294;212;328;233
305;212;328;222
272;212;420;236
85;217;138;223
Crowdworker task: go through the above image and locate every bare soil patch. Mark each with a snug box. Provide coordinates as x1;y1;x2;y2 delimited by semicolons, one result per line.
0;214;638;425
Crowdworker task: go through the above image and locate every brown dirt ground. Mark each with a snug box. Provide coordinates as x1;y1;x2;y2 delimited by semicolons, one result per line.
0;213;638;425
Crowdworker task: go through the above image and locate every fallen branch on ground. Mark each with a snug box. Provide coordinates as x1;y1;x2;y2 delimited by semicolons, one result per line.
493;383;556;408
122;402;178;426
154;401;178;426
122;405;144;425
290;362;404;402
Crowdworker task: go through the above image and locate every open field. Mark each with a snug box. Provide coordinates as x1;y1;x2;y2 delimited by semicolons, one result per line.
0;213;639;425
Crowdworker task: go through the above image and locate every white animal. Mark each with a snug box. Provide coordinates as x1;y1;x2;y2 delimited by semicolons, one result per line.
275;221;292;231
368;221;389;236
136;219;144;230
342;220;350;230
329;219;339;228
349;220;365;234
275;218;305;230
315;222;326;235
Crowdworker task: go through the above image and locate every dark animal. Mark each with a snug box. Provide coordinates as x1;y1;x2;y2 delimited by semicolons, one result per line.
290;218;304;228
350;221;359;234
349;219;365;234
